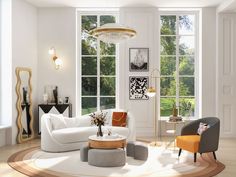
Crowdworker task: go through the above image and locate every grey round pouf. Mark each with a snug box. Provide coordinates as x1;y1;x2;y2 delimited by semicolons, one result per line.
127;141;135;157
80;144;89;162
88;149;126;167
134;142;148;161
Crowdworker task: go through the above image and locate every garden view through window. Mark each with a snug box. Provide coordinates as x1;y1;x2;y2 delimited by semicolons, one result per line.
81;14;116;115
160;14;196;117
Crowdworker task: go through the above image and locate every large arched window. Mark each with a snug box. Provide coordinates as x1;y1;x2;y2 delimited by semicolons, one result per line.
77;11;118;115
159;11;199;119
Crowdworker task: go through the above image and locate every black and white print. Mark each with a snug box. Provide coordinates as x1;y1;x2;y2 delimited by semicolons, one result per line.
129;48;149;72
129;76;149;100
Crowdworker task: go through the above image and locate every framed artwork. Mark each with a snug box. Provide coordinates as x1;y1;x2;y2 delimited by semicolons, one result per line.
129;48;149;72
129;76;149;100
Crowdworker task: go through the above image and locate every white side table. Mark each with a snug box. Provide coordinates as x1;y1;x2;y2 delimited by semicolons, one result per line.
165;120;185;149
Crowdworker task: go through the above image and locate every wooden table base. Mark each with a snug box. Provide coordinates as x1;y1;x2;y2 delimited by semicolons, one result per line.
89;139;126;149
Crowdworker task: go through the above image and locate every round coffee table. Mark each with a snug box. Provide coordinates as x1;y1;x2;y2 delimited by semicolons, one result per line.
88;135;126;149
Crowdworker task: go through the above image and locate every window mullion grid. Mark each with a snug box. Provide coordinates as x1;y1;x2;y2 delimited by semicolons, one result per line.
176;15;180;112
100;55;116;57
97;15;101;111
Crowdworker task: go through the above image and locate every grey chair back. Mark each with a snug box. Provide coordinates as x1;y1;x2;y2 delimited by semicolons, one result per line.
198;117;220;153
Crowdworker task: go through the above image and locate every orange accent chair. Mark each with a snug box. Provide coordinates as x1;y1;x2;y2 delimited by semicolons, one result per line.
176;117;220;162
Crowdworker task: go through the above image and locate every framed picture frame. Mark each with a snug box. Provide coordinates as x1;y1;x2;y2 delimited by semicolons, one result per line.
129;48;149;72
129;76;149;100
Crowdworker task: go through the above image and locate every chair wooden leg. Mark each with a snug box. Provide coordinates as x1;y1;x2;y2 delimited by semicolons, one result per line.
194;153;197;163
178;149;182;157
213;151;217;160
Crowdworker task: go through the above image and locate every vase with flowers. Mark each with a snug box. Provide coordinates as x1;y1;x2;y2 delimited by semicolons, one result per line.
90;111;107;137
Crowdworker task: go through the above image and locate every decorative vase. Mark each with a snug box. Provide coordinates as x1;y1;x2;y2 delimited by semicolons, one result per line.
172;107;178;117
97;124;103;137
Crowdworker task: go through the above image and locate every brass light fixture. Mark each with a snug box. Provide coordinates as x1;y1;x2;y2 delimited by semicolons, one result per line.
146;68;161;146
48;47;63;70
90;23;137;44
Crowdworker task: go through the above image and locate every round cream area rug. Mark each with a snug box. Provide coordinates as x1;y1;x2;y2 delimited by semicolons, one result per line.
8;146;225;177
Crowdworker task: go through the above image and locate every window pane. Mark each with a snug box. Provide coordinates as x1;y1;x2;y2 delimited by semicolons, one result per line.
179;15;194;35
82;77;97;96
82;35;97;55
100;97;115;110
161;36;176;55
100;41;116;55
160;15;176;35
100;15;116;26
82;97;97;115
179;98;195;117
82;16;97;32
161;56;176;75
161;77;176;96
82;57;97;75
179;77;194;96
179;36;194;55
179;56;194;75
100;57;115;75
160;97;176;117
100;77;115;96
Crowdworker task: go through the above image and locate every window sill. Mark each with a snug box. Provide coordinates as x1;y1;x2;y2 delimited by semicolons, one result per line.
0;125;11;130
160;117;198;121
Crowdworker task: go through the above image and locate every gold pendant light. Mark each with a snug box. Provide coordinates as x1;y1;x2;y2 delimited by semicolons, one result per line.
90;23;137;44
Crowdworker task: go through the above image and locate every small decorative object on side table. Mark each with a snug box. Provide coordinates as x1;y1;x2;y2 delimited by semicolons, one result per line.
90;111;107;137
169;116;183;122
107;128;112;136
169;103;183;122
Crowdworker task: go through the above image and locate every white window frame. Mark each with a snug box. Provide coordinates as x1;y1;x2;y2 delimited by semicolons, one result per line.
159;10;200;119
76;10;119;116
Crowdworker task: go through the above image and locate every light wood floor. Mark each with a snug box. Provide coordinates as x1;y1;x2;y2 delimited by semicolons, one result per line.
0;138;236;177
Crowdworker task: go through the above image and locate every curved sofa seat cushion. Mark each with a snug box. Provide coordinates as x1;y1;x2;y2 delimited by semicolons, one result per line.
52;127;97;144
51;126;130;144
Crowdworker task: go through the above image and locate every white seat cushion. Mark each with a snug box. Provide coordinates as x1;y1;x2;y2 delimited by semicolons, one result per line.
51;126;130;144
52;127;97;144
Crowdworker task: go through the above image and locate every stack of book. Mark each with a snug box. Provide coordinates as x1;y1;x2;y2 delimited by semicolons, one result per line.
169;116;183;122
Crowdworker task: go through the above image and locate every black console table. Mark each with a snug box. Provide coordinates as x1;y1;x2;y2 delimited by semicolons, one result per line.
38;104;72;134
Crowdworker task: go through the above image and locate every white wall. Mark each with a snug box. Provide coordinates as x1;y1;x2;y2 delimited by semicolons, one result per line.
217;13;236;137
202;8;217;117
119;8;158;137
11;0;38;144
0;0;12;147
0;0;12;127
37;8;76;117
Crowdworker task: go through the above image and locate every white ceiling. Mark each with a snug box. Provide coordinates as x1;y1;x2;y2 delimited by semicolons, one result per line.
25;0;226;8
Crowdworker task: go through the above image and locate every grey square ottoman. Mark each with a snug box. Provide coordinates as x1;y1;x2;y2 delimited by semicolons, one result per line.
127;141;135;157
134;142;148;161
88;149;126;167
80;144;89;162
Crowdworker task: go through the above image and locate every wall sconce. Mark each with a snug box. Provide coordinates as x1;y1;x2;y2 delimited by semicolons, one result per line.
48;47;63;70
